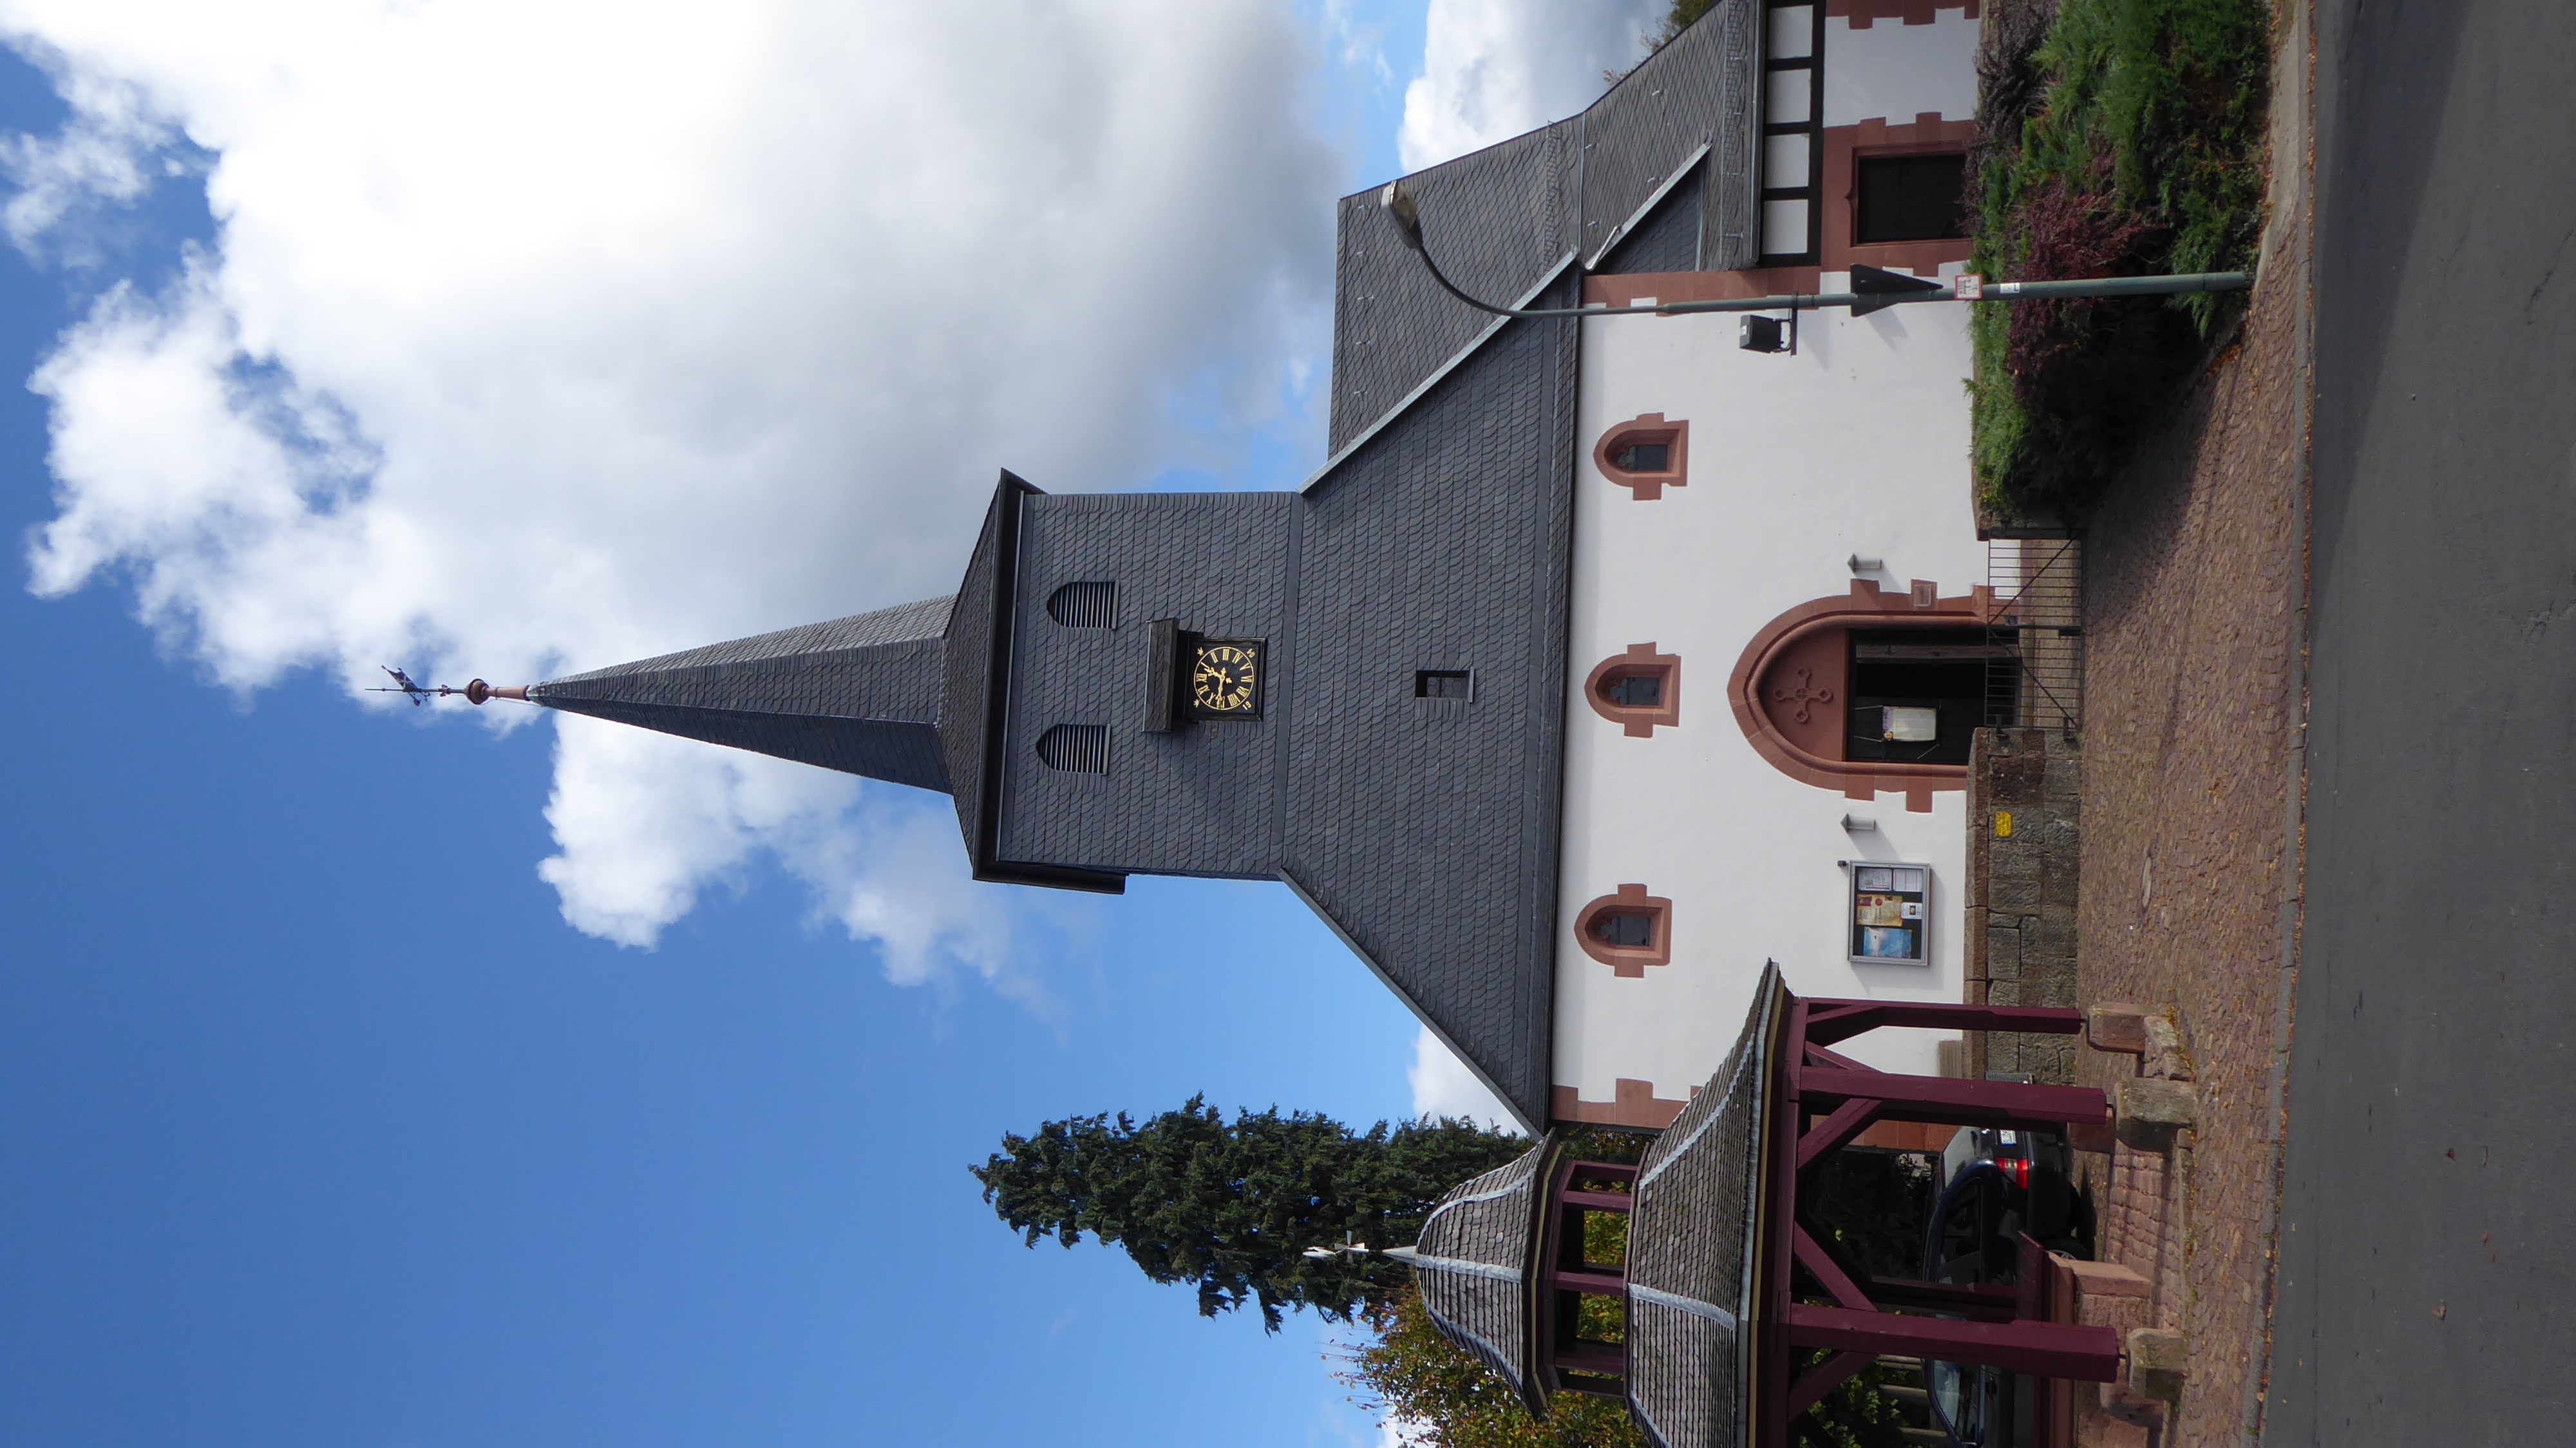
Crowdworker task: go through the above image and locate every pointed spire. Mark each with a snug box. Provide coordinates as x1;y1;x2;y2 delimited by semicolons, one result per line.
524;595;956;793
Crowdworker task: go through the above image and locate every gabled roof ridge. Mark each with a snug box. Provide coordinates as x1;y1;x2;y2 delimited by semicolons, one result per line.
1300;249;1580;495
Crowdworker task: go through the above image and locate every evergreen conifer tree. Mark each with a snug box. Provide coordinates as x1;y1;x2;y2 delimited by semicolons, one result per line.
972;1096;1524;1330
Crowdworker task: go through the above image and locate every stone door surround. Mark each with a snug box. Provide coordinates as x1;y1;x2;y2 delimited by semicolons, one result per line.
1727;578;1991;812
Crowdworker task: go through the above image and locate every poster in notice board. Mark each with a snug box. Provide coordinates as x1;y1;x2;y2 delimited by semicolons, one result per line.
1849;863;1929;964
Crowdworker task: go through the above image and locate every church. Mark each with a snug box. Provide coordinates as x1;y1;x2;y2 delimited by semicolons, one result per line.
491;0;1992;1136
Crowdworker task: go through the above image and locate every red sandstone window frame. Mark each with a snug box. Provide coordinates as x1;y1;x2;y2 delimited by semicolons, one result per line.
1573;884;1671;978
1583;643;1681;738
1591;413;1690;500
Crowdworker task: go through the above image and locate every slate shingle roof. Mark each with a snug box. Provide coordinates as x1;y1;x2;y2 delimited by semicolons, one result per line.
529;594;952;792
1622;962;1790;1448
1327;0;1761;451
1408;1132;1565;1416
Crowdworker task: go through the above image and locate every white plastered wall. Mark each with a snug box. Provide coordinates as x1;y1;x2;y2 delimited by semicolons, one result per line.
1821;11;1980;128
1554;290;1983;1107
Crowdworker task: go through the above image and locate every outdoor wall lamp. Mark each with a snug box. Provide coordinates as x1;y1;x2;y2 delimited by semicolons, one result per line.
1739;312;1794;354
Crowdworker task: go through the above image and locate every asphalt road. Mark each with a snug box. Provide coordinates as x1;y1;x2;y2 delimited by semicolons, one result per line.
2266;3;2576;1442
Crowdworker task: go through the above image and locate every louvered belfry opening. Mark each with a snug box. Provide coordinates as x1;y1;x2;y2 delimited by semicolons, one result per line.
1045;580;1119;629
1034;723;1112;774
1542;1157;1637;1396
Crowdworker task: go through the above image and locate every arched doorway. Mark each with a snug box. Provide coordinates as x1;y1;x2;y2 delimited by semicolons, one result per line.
1726;579;1996;811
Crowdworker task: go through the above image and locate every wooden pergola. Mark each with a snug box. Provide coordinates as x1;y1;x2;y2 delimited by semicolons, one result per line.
1751;991;2121;1439
1410;966;2128;1448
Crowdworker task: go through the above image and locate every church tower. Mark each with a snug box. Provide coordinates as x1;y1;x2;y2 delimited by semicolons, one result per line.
512;257;1586;1129
497;1;2000;1135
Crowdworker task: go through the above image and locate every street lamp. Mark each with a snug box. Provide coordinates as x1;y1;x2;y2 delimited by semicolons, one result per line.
1376;180;2252;348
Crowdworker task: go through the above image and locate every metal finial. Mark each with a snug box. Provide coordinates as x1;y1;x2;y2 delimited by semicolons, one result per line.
368;666;527;706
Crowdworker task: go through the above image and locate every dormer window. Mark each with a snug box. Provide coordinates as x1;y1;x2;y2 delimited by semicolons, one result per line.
1035;723;1112;774
1045;581;1119;628
1415;669;1472;700
1591;414;1690;500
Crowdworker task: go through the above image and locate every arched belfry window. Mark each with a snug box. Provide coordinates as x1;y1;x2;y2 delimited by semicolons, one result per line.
1574;884;1671;977
1035;724;1111;774
1591;413;1690;500
1046;581;1118;628
1583;643;1681;738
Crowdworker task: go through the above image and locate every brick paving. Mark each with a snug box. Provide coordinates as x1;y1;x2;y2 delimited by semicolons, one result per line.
2067;13;2313;1443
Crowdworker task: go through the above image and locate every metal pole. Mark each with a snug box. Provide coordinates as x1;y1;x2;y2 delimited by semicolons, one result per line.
1379;178;2251;319
1408;270;2255;321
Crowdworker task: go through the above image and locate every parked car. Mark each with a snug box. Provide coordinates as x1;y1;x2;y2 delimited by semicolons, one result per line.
1920;1127;2095;1448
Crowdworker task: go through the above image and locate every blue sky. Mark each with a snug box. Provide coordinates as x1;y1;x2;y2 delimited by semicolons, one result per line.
0;3;1663;1444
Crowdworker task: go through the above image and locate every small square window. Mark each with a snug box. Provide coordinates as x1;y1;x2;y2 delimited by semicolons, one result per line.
1416;670;1472;700
1854;153;1967;244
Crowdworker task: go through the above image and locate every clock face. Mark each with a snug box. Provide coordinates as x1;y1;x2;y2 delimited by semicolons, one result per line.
1190;641;1264;717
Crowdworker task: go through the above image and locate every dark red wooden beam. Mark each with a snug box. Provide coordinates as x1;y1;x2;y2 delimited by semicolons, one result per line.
1785;1351;1871;1418
1803;1041;1871;1072
1549;1266;1626;1298
1859;1275;2022;1322
1798;1067;2108;1130
1801;999;2084;1047
1551;1340;1625;1375
1786;1304;2120;1381
1565;1161;1638;1186
1795;1094;1884;1173
1791;1225;1873;1311
1758;998;1810;1447
2016;1234;2048;1323
1561;1187;1634;1212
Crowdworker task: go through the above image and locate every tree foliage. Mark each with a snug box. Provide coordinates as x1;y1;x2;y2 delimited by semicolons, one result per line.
972;1096;1526;1331
1342;1288;1647;1448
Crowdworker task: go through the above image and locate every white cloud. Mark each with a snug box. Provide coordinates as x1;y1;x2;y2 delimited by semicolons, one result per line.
0;54;173;260
4;0;1340;986
1405;1025;1519;1132
1396;0;1664;171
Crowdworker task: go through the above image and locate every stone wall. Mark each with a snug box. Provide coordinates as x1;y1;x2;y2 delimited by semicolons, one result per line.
1965;726;2081;1083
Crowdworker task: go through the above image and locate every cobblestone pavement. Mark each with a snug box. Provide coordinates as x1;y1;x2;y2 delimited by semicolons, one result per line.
2069;12;2313;1445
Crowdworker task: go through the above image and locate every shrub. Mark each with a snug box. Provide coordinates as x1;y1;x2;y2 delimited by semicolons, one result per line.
1969;0;2272;516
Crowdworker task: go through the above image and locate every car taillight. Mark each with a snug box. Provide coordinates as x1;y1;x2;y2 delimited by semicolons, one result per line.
2002;1157;2030;1189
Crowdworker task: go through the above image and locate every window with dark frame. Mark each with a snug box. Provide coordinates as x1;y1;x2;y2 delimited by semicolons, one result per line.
1853;153;1968;245
1415;669;1472;700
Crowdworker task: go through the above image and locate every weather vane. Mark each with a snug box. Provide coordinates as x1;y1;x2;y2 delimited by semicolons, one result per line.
368;666;523;707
